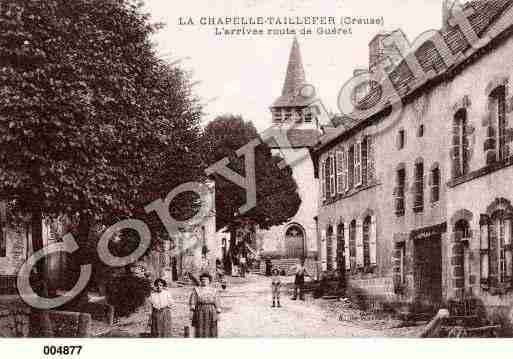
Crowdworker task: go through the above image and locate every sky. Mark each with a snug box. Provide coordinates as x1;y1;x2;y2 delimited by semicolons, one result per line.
143;0;446;132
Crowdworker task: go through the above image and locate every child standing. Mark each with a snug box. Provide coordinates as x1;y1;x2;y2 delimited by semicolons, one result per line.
271;268;281;308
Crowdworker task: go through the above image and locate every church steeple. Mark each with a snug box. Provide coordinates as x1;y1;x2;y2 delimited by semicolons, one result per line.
281;37;306;99
270;38;325;130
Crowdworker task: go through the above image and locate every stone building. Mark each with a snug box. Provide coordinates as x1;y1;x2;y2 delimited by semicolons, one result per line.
142;180;218;282
257;38;330;276
313;0;513;318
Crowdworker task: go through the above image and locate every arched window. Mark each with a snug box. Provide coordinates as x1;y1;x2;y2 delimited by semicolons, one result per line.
363;217;371;268
454;219;471;239
349;220;357;272
326;225;334;271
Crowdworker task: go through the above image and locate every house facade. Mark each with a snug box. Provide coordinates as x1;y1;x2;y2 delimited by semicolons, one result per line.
314;0;513;319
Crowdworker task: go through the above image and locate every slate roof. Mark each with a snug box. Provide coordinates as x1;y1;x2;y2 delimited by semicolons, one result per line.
314;0;513;152
271;37;320;108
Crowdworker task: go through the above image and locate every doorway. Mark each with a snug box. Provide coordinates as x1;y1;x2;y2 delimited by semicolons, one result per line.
414;234;443;306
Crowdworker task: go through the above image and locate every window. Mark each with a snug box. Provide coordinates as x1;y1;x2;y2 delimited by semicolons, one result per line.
304;108;313;123
323;155;336;199
337;223;345;270
284;109;292;122
395;168;406;216
324;158;331;198
455;219;471;239
320;159;326;201
490;86;507;161
0;225;5;257
326;225;334;271
418;124;424;137
397;129;405;149
330;154;336;197
349;220;357;273
354;142;362;186
413;162;424;213
454;109;469;177
361;138;368;186
431;166;440;203
393;242;406;293
480;211;513;289
348;145;355;189
272;108;283;123
336;150;345;194
294;109;303;123
494;216;511;284
343;149;349;192
363;216;371;268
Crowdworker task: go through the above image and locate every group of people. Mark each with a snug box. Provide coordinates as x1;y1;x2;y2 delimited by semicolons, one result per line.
148;272;222;338
270;259;310;308
147;259;311;338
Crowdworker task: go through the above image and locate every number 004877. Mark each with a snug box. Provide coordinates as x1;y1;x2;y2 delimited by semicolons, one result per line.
43;345;82;355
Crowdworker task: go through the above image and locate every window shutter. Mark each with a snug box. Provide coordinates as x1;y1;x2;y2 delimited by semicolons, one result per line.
480;218;490;286
320;159;326;201
336;150;344;194
355;142;362;186
506;218;512;279
366;136;373;183
356;220;364;267
321;229;327;270
325;159;331;198
330;154;336;197
489;221;498;287
369;216;377;265
344;223;350;270
361;139;368;186
343;149;349;192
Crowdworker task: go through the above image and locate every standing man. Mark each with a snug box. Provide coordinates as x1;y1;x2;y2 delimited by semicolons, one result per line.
239;254;247;278
292;258;310;301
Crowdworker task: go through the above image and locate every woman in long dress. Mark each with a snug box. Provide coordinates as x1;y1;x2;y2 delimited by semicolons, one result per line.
149;278;174;337
189;272;221;338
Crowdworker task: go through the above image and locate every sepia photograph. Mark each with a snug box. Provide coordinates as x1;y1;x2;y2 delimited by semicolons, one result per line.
1;0;513;351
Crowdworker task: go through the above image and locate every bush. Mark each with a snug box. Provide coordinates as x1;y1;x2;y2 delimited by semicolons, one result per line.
105;272;151;318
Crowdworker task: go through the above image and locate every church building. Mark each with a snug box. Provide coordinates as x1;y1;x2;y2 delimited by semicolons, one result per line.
257;38;330;276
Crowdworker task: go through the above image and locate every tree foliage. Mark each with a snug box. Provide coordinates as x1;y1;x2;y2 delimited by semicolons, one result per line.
0;0;203;238
200;115;301;232
0;1;204;331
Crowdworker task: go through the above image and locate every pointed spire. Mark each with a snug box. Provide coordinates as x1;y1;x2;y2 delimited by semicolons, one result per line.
281;37;306;96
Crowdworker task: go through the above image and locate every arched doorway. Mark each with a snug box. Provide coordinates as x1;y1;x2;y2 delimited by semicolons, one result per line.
285;224;305;259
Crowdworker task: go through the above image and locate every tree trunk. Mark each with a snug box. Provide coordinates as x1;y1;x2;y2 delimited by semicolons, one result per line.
66;211;91;304
29;204;53;337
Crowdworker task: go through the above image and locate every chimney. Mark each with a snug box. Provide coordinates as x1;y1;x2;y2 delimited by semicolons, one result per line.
442;0;456;28
368;30;404;73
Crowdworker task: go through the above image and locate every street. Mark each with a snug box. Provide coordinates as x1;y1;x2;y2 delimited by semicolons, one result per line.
93;273;424;338
218;275;384;337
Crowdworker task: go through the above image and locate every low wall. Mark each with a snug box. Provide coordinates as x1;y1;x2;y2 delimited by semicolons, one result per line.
0;301;31;337
259;258;317;277
346;276;398;311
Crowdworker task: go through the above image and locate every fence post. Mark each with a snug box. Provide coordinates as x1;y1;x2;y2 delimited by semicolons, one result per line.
184;326;190;338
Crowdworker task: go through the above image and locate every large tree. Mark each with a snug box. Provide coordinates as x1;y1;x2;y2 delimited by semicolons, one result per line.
201;115;301;237
0;0;203;334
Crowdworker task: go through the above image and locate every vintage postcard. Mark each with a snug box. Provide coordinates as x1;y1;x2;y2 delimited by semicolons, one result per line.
1;0;513;352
